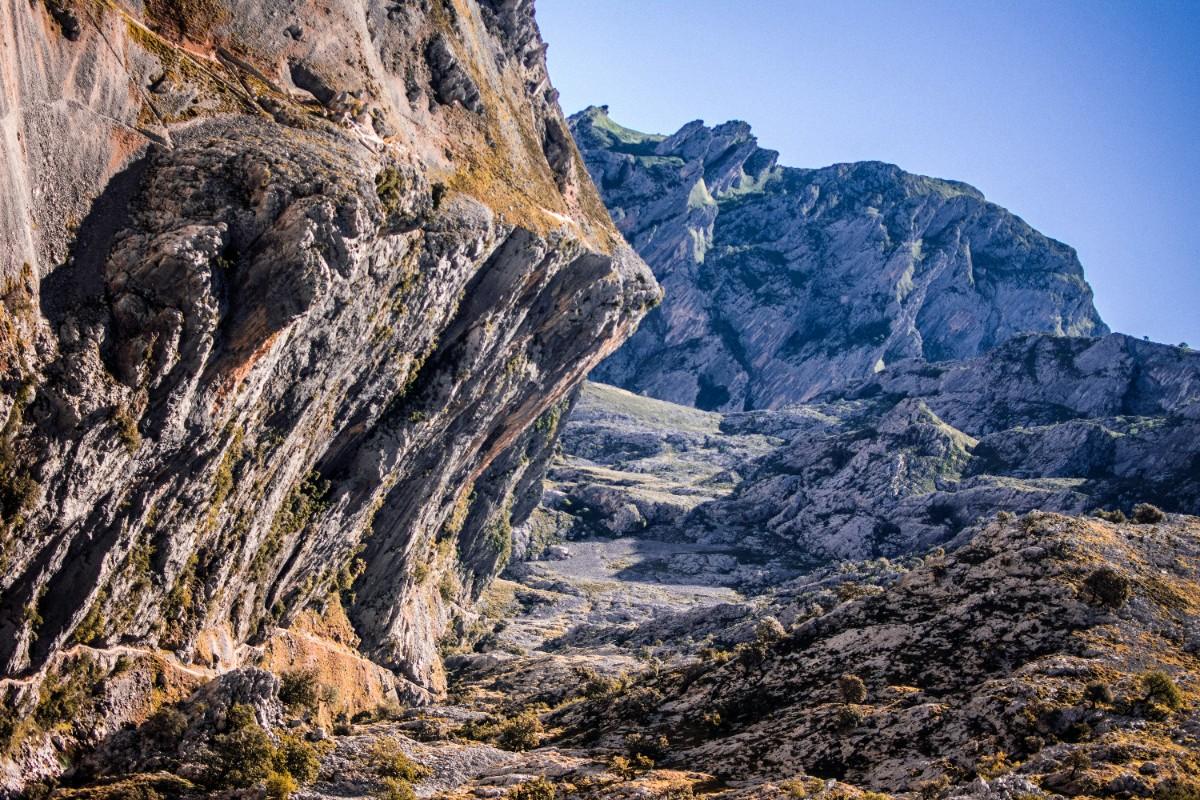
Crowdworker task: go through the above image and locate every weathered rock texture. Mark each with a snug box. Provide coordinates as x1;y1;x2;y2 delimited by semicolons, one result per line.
554;512;1200;794
571;106;1108;410
550;334;1200;575
0;0;655;784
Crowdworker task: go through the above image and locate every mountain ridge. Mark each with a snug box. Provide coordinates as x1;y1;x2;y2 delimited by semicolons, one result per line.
572;104;1108;410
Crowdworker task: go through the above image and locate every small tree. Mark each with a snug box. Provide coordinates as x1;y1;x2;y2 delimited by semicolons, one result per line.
1132;503;1165;524
837;673;867;704
755;616;787;645
279;669;321;716
1084;566;1131;609
1065;749;1091;777
496;710;544;752
1142;670;1184;710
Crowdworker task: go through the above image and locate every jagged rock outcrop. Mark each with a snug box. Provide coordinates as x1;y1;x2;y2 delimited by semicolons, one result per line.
0;0;656;786
548;334;1200;575
570;105;1108;410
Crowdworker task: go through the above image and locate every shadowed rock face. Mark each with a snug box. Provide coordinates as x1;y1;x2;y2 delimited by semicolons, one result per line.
570;106;1108;410
0;0;656;725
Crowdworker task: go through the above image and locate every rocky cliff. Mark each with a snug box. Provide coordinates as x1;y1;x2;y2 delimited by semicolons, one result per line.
571;106;1108;410
0;0;656;785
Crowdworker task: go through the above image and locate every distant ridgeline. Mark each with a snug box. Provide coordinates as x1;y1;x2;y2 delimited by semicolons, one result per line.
552;106;1199;567
570;105;1109;411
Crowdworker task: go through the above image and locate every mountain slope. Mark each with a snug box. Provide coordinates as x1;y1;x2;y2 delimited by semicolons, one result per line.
571;105;1107;410
0;0;656;789
551;511;1200;795
546;333;1199;578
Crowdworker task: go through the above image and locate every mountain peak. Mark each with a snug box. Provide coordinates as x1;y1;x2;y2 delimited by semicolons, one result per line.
572;108;1107;410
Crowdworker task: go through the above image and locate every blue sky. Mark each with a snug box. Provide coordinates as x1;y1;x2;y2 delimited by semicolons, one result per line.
537;0;1200;347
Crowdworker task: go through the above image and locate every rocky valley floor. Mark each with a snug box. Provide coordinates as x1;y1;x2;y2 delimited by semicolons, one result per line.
30;506;1200;800
16;378;1200;799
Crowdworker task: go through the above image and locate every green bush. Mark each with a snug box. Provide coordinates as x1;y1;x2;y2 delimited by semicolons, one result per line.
1093;508;1127;523
1155;778;1200;800
265;771;298;800
203;704;320;796
508;777;556;800
1132;503;1166;524
142;706;188;747
608;753;654;778
366;736;430;780
34;656;105;729
755;616;787;644
495;710;543;752
205;705;276;788
275;733;320;784
376;777;417;800
279;669;321;715
1141;670;1184;711
837;673;867;704
1084;566;1131;609
624;732;669;761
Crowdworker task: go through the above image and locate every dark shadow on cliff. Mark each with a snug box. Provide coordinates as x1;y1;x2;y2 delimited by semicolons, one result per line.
39;151;151;328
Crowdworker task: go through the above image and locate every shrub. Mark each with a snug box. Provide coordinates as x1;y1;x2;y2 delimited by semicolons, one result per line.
205;705;276;788
835;705;862;732
1084;681;1114;705
278;669;321;715
915;775;952;799
1141;670;1184;710
264;771;298;800
34;655;105;728
508;777;556;800
366;737;430;780
573;667;629;700
142;706;189;747
495;710;543;752
1094;508;1127;524
113;407;141;451
698;646;734;665
1156;778;1200;800
624;732;669;761
1084;567;1131;609
204;704;320;794
755;616;786;645
1132;503;1165;524
837;673;867;704
609;754;654;779
376;777;417;800
976;751;1012;778
275;733;320;784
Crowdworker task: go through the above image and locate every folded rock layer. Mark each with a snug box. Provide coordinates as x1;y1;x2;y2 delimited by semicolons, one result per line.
0;0;656;735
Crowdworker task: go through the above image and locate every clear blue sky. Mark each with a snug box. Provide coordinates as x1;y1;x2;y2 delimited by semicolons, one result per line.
538;0;1200;347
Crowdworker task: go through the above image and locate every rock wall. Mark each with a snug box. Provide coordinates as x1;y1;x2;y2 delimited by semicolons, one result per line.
571;106;1107;410
0;0;656;720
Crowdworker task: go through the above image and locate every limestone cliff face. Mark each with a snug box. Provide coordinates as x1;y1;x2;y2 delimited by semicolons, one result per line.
0;0;656;709
571;106;1107;410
